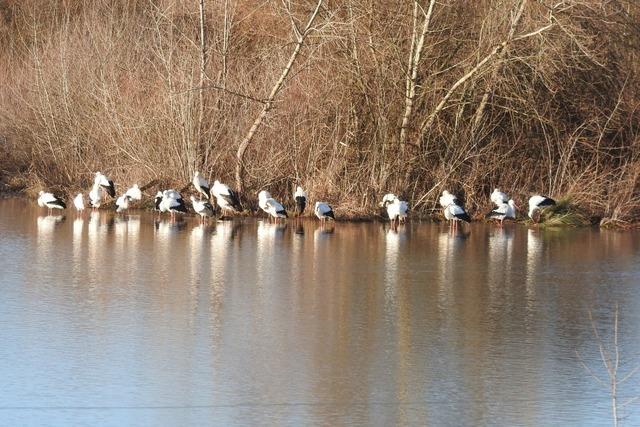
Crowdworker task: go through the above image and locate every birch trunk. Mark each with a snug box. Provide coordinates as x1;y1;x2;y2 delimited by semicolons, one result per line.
197;0;207;171
399;0;436;147
472;0;527;130
234;0;323;192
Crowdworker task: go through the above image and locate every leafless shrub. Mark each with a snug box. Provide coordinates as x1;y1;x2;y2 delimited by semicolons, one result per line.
0;0;637;221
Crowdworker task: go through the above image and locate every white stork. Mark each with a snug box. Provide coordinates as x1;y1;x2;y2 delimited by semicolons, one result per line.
258;190;288;221
37;191;66;214
191;196;215;223
490;188;509;206
88;183;102;209
212;180;242;215
528;195;556;222
444;201;470;230
439;190;459;209
193;172;211;200
124;184;142;201
380;193;409;227
314;201;335;224
115;194;131;213
294;186;307;216
94;172;116;198
154;191;163;214
73;193;85;213
160;190;188;220
486;199;517;226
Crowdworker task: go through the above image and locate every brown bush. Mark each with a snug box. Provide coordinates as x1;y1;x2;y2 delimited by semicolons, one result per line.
0;0;638;221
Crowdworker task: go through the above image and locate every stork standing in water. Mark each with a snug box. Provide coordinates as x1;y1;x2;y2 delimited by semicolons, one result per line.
73;193;85;214
294;186;307;216
258;190;288;221
160;190;187;221
154;191;163;211
193;172;211;200
212;180;242;217
380;193;409;227
37;191;66;214
114;183;143;214
115;194;131;213
444;203;471;230
94;172;116;198
486;200;517;226
191;196;215;223
314;201;335;225
440;190;469;230
89;183;102;209
528;195;556;223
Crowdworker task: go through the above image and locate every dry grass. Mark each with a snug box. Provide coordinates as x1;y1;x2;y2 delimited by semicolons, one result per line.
0;0;638;223
538;199;593;227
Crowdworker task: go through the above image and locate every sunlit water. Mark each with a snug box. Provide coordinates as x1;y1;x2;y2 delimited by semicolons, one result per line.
1;198;639;426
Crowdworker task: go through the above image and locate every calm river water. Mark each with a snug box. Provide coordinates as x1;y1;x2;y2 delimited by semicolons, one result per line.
1;198;639;426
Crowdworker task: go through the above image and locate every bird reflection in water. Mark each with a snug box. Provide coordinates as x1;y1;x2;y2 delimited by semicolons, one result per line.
73;216;84;239
256;220;286;244
191;222;216;239
487;226;515;310
315;223;335;237
313;223;335;250
37;214;66;231
436;225;468;308
384;225;407;308
525;229;543;304
189;222;216;320
72;217;84;279
154;217;187;234
36;215;66;258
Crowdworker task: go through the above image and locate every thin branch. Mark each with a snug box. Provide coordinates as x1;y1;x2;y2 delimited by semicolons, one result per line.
180;84;268;104
417;21;555;144
399;0;436;146
234;0;324;192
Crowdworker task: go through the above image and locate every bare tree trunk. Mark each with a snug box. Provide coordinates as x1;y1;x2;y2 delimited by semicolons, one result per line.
472;0;527;131
234;0;323;192
399;0;435;147
222;0;229;91
197;0;207;172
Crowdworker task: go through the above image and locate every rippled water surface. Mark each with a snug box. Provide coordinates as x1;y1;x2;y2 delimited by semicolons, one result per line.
1;198;639;426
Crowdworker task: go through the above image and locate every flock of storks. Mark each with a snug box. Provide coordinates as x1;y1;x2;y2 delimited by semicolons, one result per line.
36;171;557;227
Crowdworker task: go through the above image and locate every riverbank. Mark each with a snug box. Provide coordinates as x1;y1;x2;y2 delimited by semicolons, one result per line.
1;1;638;232
6;188;638;229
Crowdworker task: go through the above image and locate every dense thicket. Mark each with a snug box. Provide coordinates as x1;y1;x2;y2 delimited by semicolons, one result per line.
0;0;638;221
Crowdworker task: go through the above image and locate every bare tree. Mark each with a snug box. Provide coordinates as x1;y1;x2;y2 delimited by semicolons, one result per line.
197;0;208;171
234;0;323;192
417;20;555;146
471;0;527;131
399;0;436;148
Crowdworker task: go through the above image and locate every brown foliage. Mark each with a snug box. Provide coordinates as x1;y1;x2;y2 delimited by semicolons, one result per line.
0;0;638;221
